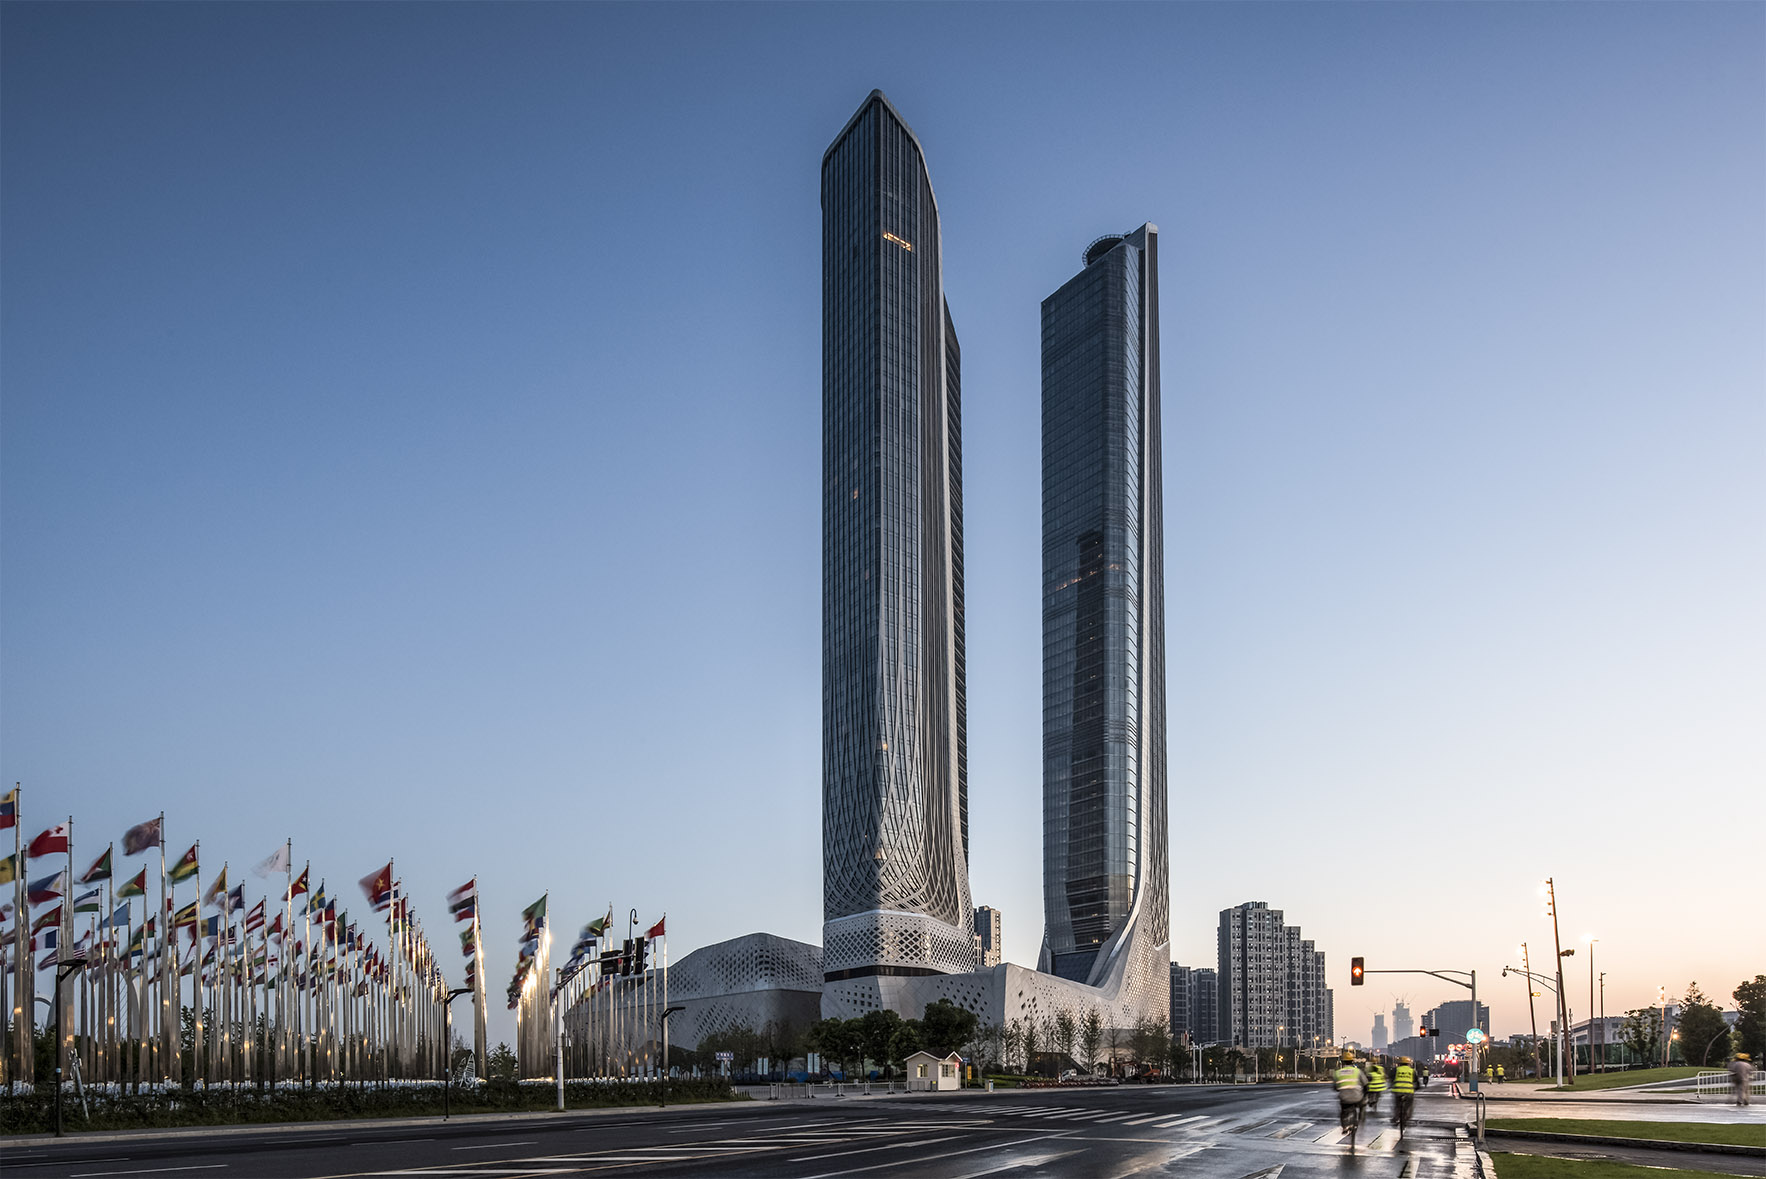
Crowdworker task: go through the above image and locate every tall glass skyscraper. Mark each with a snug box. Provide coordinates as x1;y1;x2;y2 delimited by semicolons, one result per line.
1039;226;1170;996
821;91;974;981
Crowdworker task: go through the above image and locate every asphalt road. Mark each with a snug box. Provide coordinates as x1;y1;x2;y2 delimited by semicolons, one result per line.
6;1084;1478;1179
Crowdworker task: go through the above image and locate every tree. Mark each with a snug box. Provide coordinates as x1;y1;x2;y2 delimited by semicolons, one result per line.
1079;1008;1104;1075
1735;976;1766;1063
1054;1009;1078;1070
1002;1019;1025;1074
1622;1006;1662;1069
486;1041;517;1081
890;1020;924;1074
807;1017;862;1076
1676;983;1731;1066
1022;1018;1040;1075
858;1009;904;1078
921;999;978;1058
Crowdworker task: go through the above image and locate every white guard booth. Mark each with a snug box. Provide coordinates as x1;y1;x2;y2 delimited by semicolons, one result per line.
905;1050;963;1092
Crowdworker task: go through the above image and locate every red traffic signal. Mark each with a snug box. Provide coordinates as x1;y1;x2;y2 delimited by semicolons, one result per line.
1351;957;1365;985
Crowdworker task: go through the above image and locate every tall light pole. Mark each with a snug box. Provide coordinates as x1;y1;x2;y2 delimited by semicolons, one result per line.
441;986;472;1121
1544;879;1574;1084
53;954;90;1137
1504;965;1559;1083
1519;943;1542;1079
1583;936;1598;1072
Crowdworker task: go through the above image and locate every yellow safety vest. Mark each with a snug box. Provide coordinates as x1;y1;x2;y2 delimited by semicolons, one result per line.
1368;1065;1387;1092
1392;1064;1415;1093
1334;1065;1362;1091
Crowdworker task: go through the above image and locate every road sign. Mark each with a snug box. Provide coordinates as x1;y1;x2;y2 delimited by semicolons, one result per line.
715;1051;734;1062
1465;1028;1486;1044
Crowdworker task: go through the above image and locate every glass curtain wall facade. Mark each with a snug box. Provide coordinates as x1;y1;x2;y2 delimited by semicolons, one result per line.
1039;226;1170;989
821;91;974;980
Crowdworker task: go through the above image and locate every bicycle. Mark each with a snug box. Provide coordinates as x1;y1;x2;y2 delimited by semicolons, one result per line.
1393;1092;1414;1141
1339;1096;1364;1154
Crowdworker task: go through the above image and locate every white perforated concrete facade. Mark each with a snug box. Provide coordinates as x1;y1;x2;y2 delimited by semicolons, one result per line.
823;910;1168;1036
662;933;823;1051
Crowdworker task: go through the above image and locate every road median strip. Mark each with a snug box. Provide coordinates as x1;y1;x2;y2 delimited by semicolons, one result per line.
1484;1118;1765;1157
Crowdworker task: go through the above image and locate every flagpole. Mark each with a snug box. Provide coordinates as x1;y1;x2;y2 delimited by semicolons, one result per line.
158;814;173;1088
280;840;291;1086
10;785;25;1091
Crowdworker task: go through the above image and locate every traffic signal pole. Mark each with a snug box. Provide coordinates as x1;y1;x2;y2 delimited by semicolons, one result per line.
1356;965;1481;1093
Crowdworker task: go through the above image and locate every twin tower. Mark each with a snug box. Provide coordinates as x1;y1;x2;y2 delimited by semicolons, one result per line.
820;91;1170;1030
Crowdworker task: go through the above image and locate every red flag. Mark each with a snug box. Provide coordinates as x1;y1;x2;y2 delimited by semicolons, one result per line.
27;823;69;859
358;863;392;912
286;866;309;900
645;916;665;940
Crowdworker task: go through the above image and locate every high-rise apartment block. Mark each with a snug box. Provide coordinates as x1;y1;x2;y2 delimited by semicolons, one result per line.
1171;963;1221;1045
820;91;974;989
1373;1013;1389;1052
1218;901;1333;1051
1037;227;1169;1025
1393;1000;1414;1042
974;906;1003;969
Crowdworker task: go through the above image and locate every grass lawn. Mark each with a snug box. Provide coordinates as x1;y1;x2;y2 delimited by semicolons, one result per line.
1492;1153;1741;1179
1543;1067;1706;1091
1488;1119;1766;1148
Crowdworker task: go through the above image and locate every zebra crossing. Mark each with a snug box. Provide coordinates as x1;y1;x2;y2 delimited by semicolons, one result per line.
995;1104;1426;1154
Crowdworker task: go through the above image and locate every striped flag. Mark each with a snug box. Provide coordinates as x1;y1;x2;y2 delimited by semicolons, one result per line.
116;868;147;898
168;844;199;884
79;846;113;884
0;786;16;830
26;823;69;858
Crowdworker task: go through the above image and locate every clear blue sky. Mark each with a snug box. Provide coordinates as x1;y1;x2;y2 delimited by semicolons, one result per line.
5;3;1761;1048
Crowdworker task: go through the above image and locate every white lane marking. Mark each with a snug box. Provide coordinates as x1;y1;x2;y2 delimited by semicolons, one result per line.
1313;1127;1350;1144
1041;1109;1097;1120
71;1170;229;1179
1092;1112;1135;1122
1153;1114;1205;1128
789;1134;963;1162
1067;1111;1115;1120
451;1141;538;1151
949;1151;1078;1179
1269;1121;1311;1139
1399;1159;1420;1177
1167;1145;1207;1161
797;1134;1066;1179
1239;1166;1285;1179
1369;1129;1402;1152
1120;1114;1166;1125
352;1139;435;1145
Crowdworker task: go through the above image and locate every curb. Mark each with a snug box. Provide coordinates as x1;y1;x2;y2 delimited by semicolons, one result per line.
1485;1127;1766;1158
3;1096;758;1148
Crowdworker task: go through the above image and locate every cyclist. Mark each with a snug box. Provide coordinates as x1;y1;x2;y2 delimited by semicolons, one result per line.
1496;1064;1505;1084
1333;1050;1367;1147
1391;1055;1417;1134
1366;1057;1388;1116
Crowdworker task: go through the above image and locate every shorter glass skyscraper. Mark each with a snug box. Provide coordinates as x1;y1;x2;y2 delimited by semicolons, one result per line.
1039;226;1170;1010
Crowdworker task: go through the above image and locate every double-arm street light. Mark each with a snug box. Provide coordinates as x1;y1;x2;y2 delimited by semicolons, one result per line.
1504;965;1562;1085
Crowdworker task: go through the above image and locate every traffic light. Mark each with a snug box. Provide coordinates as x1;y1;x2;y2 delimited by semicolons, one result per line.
634;939;649;974
599;948;621;974
620;938;637;975
1351;957;1365;985
1420;1026;1437;1037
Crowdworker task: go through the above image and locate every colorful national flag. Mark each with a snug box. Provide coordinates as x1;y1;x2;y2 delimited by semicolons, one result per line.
79;846;113;884
359;863;393;912
0;787;16;831
28;869;66;906
450;894;476;923
448;877;476;904
172;900;199;928
245;899;265;932
460;928;475;956
72;888;102;914
0;851;20;885
309;884;327;915
122;817;163;856
645;915;665;940
116;868;147;898
202;866;229;907
253;843;291;878
520;894;548;938
286;866;309;900
228;883;244;910
27;822;69;859
168;844;199;884
109;902;130;929
32;906;62;933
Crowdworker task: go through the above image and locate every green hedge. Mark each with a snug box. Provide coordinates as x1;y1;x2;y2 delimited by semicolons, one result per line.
1;1077;738;1135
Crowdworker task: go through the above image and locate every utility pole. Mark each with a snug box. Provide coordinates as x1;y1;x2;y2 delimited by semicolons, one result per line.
1544;878;1574;1084
1519;942;1542;1079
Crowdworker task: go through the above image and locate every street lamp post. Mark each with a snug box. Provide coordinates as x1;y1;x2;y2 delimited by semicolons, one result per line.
441;986;473;1121
1544;878;1574;1084
658;1005;683;1107
1583;936;1599;1072
1519;943;1542;1079
1503;965;1559;1083
53;954;91;1137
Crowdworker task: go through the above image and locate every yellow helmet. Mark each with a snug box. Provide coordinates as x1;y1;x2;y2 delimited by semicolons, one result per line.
1739;1053;1752;1061
1400;1056;1413;1065
1342;1049;1355;1061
